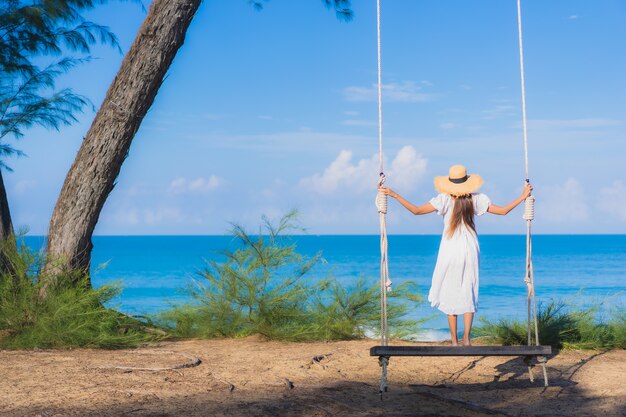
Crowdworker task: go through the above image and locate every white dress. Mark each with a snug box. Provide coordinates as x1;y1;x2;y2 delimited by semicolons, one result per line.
427;193;491;315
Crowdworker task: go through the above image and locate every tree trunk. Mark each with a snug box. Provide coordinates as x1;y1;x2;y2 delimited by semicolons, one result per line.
0;169;15;274
41;0;203;295
0;170;14;241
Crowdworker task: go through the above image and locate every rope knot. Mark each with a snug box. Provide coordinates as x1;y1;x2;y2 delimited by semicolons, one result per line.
523;195;535;221
378;172;386;187
376;190;388;214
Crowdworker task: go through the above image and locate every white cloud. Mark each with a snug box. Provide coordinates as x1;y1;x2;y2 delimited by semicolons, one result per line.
192;130;378;154
342;119;376;127
538;178;588;222
118;182;153;197
111;206;185;226
110;207;183;226
343;81;436;103
388;146;428;190
299;146;427;195
529;118;622;129
568;15;578;20
143;207;183;225
598;181;626;221
189;176;221;191
169;178;187;192
439;122;456;130
299;150;375;195
169;175;224;193
13;180;37;195
144;111;225;131
114;208;140;225
481;104;516;120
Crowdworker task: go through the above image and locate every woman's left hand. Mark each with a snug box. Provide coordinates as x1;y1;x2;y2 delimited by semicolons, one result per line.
522;182;533;198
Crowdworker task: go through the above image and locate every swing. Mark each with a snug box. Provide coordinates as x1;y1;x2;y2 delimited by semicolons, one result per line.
371;0;552;393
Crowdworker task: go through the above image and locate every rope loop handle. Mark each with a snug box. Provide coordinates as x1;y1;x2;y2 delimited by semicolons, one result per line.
523;195;535;221
376;191;388;214
376;173;388;214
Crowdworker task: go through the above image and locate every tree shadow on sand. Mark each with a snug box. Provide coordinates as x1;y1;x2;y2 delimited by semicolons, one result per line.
15;353;625;417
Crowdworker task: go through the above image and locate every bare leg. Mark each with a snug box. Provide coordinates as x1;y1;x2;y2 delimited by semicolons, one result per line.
447;315;458;346
463;312;474;346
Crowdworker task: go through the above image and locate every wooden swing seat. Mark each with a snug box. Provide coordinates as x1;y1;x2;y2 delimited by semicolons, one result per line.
370;345;552;357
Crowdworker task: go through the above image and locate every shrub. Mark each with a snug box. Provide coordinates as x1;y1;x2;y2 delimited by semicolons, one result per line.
607;310;626;349
476;299;625;350
0;237;157;349
157;211;422;341
310;277;423;341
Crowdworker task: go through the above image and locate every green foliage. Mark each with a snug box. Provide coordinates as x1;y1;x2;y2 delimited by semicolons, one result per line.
476;299;626;350
158;211;421;341
607;310;626;349
310;277;423;341
0;1;131;167
0;237;157;349
0;1;122;73
321;0;353;20
249;1;352;21
0;58;90;155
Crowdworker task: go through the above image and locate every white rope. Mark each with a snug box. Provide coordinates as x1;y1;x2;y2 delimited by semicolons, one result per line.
377;191;390;344
374;1;389;394
376;0;384;175
517;0;530;180
375;0;390;351
541;357;549;387
378;356;389;395
517;1;546;386
376;190;388;215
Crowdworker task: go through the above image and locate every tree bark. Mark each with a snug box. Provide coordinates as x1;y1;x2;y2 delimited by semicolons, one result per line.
0;170;14;241
0;169;15;274
41;0;203;295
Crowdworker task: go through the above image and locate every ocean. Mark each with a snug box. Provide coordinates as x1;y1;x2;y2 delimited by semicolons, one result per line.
24;235;626;341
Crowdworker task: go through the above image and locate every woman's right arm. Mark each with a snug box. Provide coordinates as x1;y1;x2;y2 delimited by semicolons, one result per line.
487;183;533;215
379;187;436;215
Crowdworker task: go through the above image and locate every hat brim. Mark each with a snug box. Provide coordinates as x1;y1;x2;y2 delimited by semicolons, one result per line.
434;174;483;196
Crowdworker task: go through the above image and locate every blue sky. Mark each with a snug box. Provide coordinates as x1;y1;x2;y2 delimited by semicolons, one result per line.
5;0;626;235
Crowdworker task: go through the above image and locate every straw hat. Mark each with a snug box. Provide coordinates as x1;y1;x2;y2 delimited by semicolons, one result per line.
434;165;483;196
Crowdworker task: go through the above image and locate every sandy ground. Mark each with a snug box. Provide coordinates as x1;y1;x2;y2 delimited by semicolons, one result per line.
1;338;624;417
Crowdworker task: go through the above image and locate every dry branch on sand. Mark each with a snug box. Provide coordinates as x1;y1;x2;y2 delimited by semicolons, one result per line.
93;350;201;372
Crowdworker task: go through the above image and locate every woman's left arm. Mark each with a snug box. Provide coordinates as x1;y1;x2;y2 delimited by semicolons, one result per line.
487;183;533;215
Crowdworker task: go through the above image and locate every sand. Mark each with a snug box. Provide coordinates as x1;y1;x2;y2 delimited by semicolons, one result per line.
1;338;624;417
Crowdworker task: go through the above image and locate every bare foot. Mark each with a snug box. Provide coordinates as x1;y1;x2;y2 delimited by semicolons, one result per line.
462;339;471;347
451;340;459;346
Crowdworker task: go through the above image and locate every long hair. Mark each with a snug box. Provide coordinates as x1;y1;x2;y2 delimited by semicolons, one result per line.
447;194;476;238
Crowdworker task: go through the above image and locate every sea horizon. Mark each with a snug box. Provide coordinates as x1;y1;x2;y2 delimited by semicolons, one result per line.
25;233;626;237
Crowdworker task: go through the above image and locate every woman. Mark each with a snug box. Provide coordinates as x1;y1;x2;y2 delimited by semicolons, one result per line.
379;164;532;346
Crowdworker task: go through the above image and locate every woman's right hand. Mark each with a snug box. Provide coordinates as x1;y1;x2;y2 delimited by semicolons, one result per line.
379;186;397;198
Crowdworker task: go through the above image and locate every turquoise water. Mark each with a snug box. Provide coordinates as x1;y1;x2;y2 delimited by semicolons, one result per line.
25;235;626;340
